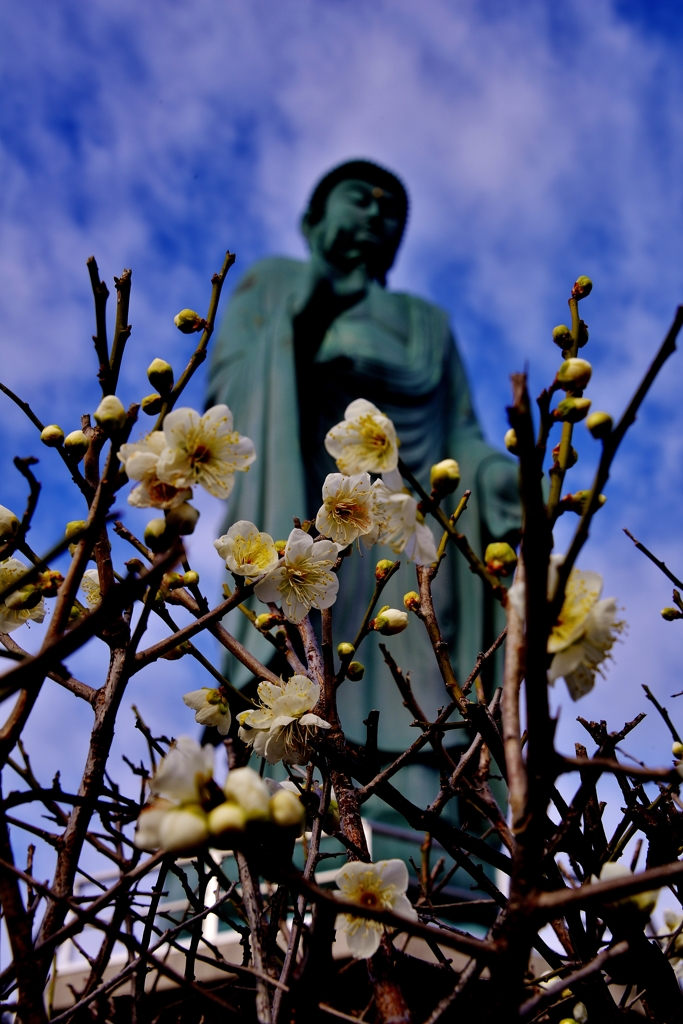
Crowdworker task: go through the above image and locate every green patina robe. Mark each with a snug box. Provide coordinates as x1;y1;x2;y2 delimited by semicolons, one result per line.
207;256;520;753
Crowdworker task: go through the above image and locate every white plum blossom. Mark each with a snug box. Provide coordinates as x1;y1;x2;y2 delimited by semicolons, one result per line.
134;737;214;853
80;569;101;607
269;788;305;828
369;480;438;566
594;861;659;916
213;520;279;578
0;558;46;633
156;405;256;499
156;805;209;853
254;528;338;623
334;859;417;959
149;736;214;805
324;399;399;475
373;607;409;636
118;431;192;509
182;688;232;735
223;766;271;819
207;768;304;840
547;558;624;701
315;473;375;546
134;798;174;851
237;675;330;765
0;505;19;543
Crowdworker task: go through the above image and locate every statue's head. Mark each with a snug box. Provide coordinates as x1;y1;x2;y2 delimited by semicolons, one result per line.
301;160;408;285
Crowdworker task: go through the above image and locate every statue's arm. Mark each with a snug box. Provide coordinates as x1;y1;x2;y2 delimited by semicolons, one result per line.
207;257;304;407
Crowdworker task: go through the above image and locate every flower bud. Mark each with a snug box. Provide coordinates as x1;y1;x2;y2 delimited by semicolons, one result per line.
141;393;162;416
269;789;305;830
40;424;64;448
372;607;409;635
157;805;208;853
255;613;277;632
578;320;589;348
182;570;200;587
375;559;395;582
0;505;20;543
572;275;593;300
134;799;172;851
208;801;246;836
274;540;287;555
560;491;607;515
65;520;87;543
323;798;340;835
504;428;519;454
586;411;612;439
554;396;591;423
551;443;578;468
64;430;90;461
125;558;145;575
346;661;365;681
165;502;200;536
573;1002;588;1024
661;607;682;621
673;742;683;758
557;358;592;391
224;766;270;820
144;518;169;552
67;604;83;627
161;640;192;661
403;591;421;613
35;570;64;597
337;641;355;659
597;861;658;917
484;542;517;577
429;458;460;497
552;325;573;349
94;395;126;432
147;358;174;394
161;571;185;592
174;309;205;334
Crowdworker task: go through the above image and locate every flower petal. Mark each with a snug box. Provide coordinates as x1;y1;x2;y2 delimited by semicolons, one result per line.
299;713;331;729
254;567;285;605
390;893;418;922
377;859;410;893
182;688;212;711
344;918;383;959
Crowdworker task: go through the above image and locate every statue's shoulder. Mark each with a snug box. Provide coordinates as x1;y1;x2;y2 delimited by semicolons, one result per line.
229;256;306;306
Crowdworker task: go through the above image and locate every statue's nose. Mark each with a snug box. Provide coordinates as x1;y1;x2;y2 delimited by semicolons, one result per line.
364;200;383;226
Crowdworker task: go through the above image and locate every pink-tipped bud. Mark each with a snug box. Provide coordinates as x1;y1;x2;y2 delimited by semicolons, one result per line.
572;275;593;300
557;358;592;392
375;559;396;582
484;542;517;577
554;396;591;423
174;309;205;334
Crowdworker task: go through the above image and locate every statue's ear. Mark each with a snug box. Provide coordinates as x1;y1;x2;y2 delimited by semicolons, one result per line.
300;212;313;247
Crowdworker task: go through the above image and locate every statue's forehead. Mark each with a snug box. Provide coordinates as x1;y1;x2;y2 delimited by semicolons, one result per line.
328;177;397;201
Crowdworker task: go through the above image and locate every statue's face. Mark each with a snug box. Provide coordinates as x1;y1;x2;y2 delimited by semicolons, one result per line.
307;178;403;277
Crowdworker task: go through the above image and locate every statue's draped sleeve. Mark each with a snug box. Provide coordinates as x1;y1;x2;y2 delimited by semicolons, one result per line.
208;258;520;748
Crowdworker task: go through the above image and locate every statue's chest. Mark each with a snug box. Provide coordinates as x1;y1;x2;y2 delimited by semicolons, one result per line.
317;290;411;367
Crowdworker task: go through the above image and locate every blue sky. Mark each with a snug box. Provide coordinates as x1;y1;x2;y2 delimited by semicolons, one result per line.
2;0;683;881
